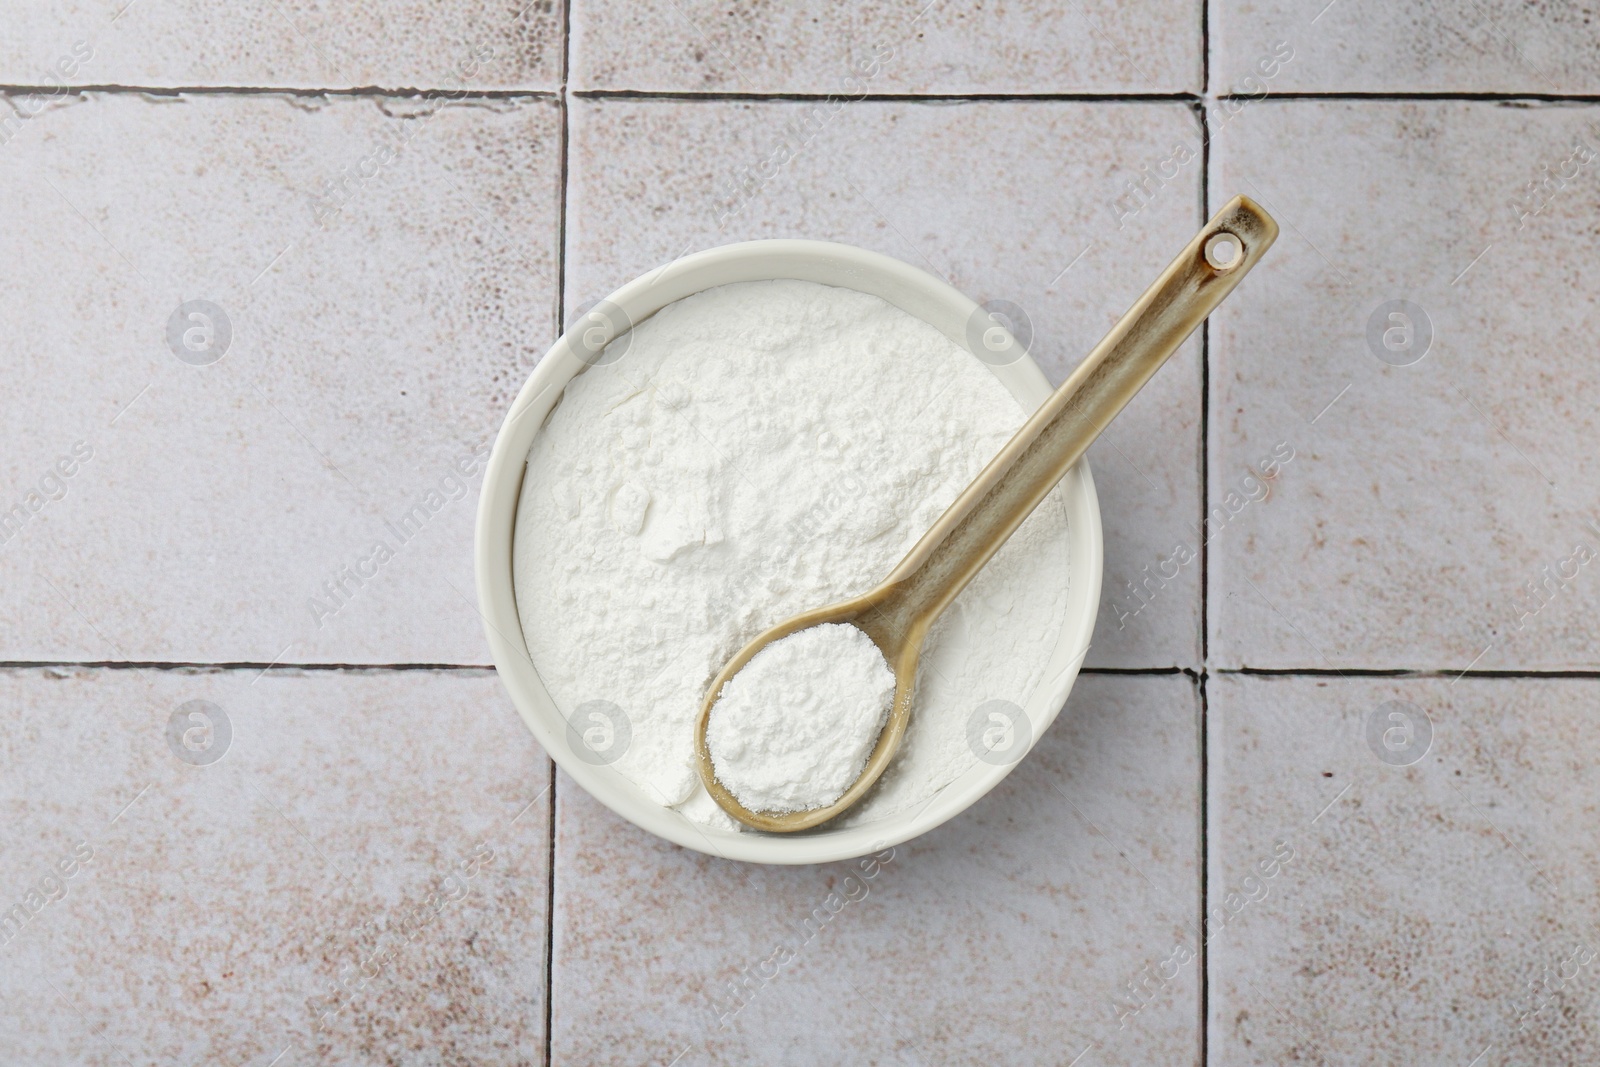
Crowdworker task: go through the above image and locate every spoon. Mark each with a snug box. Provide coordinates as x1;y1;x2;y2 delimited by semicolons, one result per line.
694;195;1279;832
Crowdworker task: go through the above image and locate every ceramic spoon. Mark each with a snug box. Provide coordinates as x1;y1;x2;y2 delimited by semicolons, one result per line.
694;195;1279;832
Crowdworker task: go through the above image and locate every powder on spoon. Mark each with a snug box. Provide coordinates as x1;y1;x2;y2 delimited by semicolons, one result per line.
706;623;895;814
513;279;1071;830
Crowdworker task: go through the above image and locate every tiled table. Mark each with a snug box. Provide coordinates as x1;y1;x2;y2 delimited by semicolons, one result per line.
2;1;1597;1063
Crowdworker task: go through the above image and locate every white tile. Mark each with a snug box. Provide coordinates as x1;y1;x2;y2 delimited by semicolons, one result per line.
571;0;1201;94
1213;0;1600;95
0;92;561;663
1209;100;1600;670
1209;673;1600;1066
0;666;551;1065
0;0;560;90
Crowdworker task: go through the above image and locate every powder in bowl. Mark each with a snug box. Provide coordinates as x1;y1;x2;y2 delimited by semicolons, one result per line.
512;278;1071;831
706;623;895;814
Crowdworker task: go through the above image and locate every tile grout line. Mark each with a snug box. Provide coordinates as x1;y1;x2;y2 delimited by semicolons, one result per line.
6;84;1600;104
1197;670;1210;1067
1220;667;1600;678
5;660;1600;678
0;83;1201;102
0;660;501;671
545;0;574;1061
0;82;562;98
1196;8;1213;1041
1211;90;1600;102
543;757;559;1067
571;89;1206;102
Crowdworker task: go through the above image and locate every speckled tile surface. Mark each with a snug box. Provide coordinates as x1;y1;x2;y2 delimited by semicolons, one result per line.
550;673;1200;1066
1212;0;1600;95
1209;99;1600;671
0;92;560;665
0;0;561;90
0;667;551;1066
1209;673;1600;1066
567;97;1207;670
569;0;1202;94
6;3;1600;1064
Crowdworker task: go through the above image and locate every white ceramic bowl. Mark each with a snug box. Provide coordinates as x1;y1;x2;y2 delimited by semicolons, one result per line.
475;239;1103;864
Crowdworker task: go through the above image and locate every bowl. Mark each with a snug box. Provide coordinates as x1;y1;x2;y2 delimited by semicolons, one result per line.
474;239;1103;864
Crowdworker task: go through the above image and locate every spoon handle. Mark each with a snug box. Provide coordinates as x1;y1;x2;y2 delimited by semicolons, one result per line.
869;195;1278;644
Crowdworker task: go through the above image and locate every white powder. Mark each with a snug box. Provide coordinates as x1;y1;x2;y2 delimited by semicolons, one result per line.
706;623;895;814
513;279;1071;831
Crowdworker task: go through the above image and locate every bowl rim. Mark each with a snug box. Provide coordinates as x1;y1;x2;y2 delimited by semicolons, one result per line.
474;238;1103;865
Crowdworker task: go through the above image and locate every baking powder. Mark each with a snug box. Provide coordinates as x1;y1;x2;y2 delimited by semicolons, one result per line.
706;622;894;814
513;279;1070;829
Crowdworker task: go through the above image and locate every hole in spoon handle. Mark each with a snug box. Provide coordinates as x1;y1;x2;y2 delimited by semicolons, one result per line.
1204;232;1243;271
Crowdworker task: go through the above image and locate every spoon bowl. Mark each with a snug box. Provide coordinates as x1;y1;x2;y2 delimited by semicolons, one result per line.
693;583;923;833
